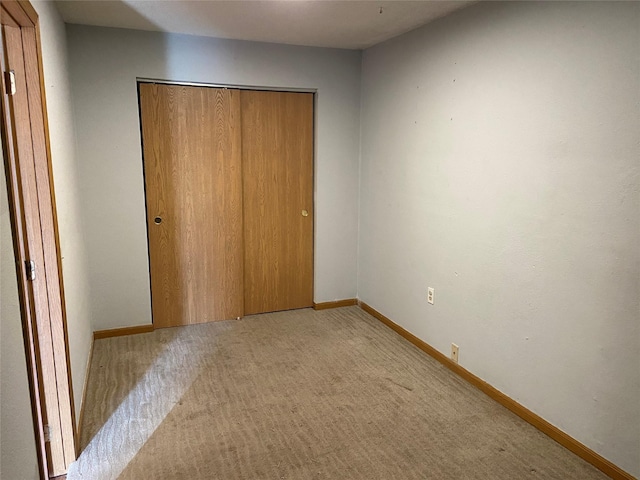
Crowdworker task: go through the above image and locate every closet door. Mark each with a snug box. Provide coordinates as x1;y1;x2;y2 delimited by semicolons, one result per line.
241;91;314;315
139;84;243;327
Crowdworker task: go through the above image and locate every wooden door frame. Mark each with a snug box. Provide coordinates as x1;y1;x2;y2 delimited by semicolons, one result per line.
1;0;77;478
137;77;317;95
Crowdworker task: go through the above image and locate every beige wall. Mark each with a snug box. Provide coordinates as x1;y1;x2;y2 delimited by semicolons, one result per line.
359;2;639;476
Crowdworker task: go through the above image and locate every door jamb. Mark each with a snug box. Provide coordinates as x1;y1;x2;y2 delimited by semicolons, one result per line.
0;0;77;477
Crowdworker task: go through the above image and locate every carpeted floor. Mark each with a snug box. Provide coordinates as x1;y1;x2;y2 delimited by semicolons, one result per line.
68;306;608;479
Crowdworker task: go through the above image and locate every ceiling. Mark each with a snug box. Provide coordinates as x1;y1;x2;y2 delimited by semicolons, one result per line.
55;1;475;50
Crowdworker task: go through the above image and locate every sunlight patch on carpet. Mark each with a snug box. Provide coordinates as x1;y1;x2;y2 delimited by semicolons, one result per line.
67;329;207;480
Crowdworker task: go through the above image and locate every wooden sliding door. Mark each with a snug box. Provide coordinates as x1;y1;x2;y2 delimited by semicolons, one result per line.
241;91;314;315
139;85;313;326
139;84;244;327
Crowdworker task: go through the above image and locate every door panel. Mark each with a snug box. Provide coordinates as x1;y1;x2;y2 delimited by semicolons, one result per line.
2;13;76;476
20;26;76;465
140;84;243;328
241;91;314;315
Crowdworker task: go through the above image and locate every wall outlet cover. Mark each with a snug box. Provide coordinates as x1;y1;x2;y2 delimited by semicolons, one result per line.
451;343;459;363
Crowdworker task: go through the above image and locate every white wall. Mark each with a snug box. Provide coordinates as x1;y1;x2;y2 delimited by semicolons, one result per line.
1;141;39;480
66;25;362;330
359;1;639;477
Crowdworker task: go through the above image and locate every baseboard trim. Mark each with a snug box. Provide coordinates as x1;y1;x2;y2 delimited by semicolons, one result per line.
93;324;154;340
313;299;358;310
357;301;635;480
75;337;94;456
77;324;153;451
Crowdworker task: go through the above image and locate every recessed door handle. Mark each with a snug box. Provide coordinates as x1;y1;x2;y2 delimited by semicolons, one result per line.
301;210;309;217
154;216;162;225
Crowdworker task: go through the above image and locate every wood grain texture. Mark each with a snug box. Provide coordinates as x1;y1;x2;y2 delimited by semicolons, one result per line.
241;90;314;315
358;301;636;480
22;24;76;468
1;0;35;27
140;84;244;328
313;299;357;310
93;324;154;340
0;19;47;479
3;23;66;475
1;6;20;27
34;11;79;449
16;0;37;25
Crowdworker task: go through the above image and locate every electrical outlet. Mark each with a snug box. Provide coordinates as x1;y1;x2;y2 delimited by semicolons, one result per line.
451;343;459;363
427;287;434;304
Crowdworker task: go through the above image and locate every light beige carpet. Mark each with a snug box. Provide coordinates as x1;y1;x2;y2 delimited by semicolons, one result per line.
69;306;608;479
